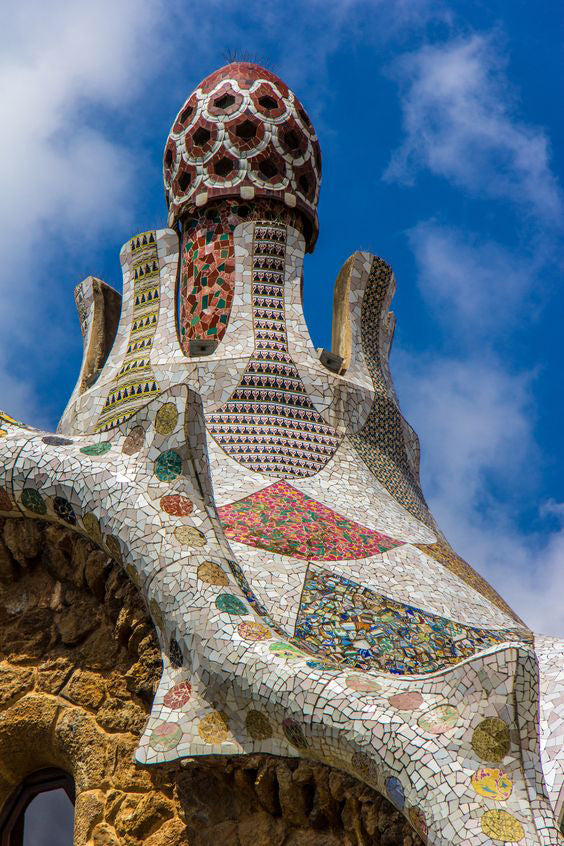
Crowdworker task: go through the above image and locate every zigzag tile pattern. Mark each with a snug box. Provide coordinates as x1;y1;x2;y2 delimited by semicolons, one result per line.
96;231;160;431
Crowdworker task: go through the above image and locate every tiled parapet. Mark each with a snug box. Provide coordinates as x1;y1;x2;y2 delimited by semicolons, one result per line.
335;254;432;527
59;229;184;435
60;276;122;424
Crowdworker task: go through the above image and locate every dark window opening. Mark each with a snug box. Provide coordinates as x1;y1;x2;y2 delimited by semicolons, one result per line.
259;159;278;180
284;130;300;151
258;95;278;110
214;157;234;177
178;171;191;192
0;769;75;846
193;127;211;146
235;120;257;141
164;149;173;167
298;175;310;194
180;105;193;124
214;93;235;110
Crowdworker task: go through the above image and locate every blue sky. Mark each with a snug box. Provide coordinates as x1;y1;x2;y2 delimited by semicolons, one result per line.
1;0;563;637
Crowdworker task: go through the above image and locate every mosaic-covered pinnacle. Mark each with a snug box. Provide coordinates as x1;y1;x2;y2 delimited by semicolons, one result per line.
163;62;322;251
2;56;562;844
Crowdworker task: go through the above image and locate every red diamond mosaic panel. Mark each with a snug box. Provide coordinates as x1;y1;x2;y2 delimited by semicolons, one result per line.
179;200;304;348
180;206;236;346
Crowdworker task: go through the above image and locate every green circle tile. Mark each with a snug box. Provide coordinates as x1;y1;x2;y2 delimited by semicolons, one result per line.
154;449;182;481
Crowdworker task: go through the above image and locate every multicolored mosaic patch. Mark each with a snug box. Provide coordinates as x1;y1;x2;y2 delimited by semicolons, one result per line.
163;681;192;710
149;721;182;751
294;565;525;673
471;768;513;801
198;710;229;744
180;205;236;346
219;480;402;560
480;810;525;842
471;717;511;762
180;200;304;348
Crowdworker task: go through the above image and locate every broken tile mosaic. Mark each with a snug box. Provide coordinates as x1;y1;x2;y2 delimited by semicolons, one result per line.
0;60;561;846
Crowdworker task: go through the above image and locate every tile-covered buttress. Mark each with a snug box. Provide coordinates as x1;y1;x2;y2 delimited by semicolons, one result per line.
1;62;562;846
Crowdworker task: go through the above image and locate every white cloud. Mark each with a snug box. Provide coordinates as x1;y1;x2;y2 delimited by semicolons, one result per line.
0;1;163;235
395;353;535;515
541;499;564;522
505;519;564;637
386;33;563;636
394;350;563;636
0;371;45;428
384;34;562;220
0;0;170;420
407;221;538;331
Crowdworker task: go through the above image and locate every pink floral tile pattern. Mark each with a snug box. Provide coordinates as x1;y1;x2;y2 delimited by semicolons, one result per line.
218;480;402;560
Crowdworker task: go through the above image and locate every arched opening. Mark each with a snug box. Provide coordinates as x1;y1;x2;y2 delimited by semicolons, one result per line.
0;769;74;846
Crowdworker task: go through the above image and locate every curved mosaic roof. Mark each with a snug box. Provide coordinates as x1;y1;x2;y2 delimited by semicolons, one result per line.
163;62;321;250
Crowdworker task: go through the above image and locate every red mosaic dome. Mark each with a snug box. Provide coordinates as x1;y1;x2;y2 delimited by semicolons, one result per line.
163;62;321;251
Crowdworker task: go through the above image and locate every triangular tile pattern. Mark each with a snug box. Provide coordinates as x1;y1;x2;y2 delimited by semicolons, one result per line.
96;231;161;431
349;257;432;526
218;480;402;560
207;222;339;477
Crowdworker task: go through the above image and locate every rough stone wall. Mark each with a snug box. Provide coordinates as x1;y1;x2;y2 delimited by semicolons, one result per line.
0;518;423;846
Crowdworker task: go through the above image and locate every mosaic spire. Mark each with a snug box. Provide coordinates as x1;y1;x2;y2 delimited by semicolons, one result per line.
1;62;562;846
